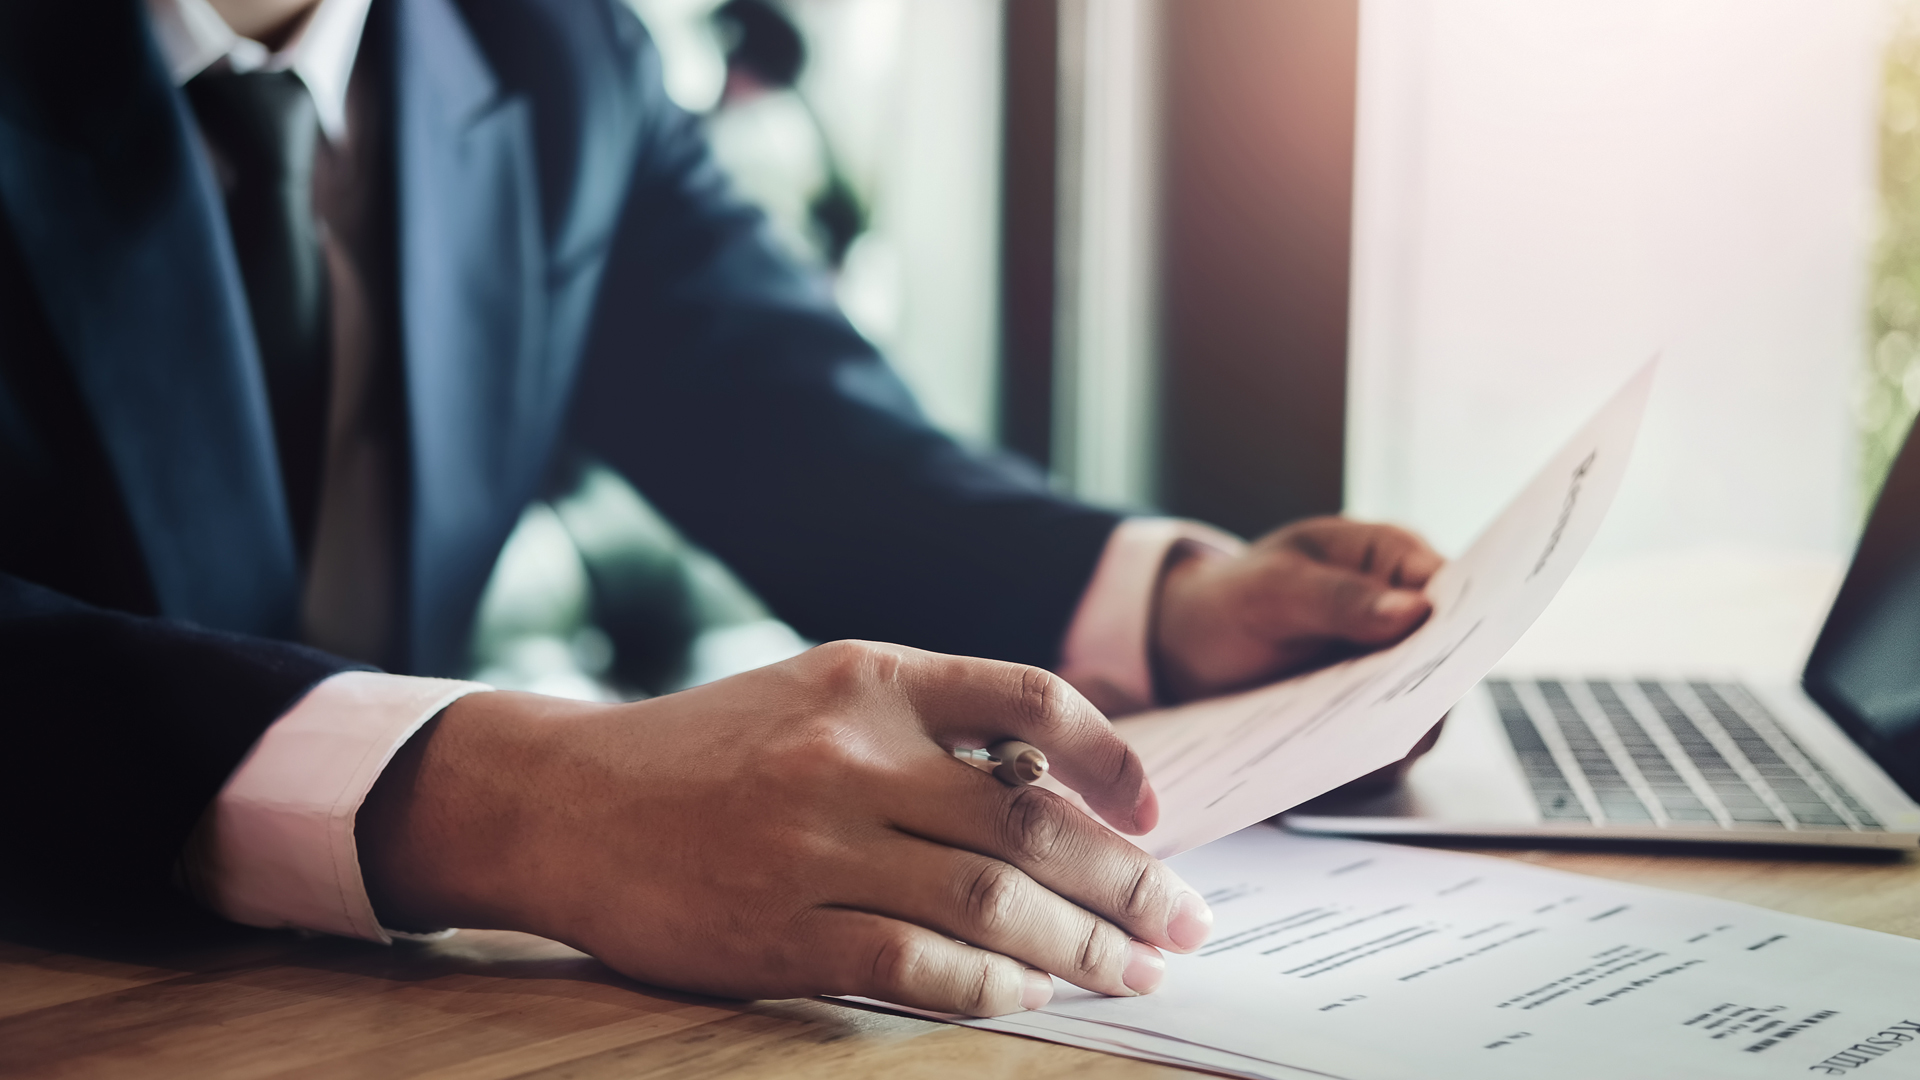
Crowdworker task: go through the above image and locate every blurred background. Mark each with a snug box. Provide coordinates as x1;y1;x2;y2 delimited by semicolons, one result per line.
470;0;1920;697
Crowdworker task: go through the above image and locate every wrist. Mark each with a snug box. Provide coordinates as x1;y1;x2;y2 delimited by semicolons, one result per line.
356;690;599;937
1149;539;1234;704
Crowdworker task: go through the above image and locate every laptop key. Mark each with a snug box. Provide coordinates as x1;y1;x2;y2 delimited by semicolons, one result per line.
1539;681;1652;824
1488;681;1593;823
1703;684;1885;831
1598;799;1654;822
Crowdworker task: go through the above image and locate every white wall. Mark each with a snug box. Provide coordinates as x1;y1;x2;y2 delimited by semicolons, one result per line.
821;0;1005;446
1347;1;1886;563
1053;0;1162;507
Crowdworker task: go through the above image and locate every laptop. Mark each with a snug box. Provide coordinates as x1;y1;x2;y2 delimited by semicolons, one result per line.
1282;419;1920;851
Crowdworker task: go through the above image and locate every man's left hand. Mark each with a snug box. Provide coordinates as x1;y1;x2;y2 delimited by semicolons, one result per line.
1152;517;1443;704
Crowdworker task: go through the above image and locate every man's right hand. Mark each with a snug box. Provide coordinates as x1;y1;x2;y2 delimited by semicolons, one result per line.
356;640;1215;1017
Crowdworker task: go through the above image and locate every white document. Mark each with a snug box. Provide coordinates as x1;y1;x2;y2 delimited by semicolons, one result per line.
970;826;1920;1080
1078;362;1657;858
855;365;1920;1079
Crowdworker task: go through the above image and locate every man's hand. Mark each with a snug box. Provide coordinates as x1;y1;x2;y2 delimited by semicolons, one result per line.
356;642;1214;1017
1153;517;1443;703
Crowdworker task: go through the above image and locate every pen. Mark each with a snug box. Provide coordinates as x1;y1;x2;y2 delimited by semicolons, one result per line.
953;740;1050;786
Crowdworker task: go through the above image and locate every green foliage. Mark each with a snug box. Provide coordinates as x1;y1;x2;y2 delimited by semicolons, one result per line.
1865;3;1920;510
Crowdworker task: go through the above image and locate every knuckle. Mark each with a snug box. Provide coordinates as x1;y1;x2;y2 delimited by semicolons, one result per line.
1074;918;1127;980
1016;665;1072;737
867;926;933;995
869;928;1007;1017
775;717;860;779
961;861;1027;934
1120;861;1166;924
960;954;1002;1017
1001;786;1067;864
803;640;905;706
763;721;892;801
809;639;877;685
1279;520;1329;557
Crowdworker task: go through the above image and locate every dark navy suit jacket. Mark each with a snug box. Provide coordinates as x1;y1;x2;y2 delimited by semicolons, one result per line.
0;0;1119;927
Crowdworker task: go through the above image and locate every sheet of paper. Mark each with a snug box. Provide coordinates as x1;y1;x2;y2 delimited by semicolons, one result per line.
1081;362;1657;858
958;1017;1292;1080
977;826;1920;1080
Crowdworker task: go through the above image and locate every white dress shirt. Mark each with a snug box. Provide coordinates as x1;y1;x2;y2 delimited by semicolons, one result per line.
150;0;1242;943
146;0;369;141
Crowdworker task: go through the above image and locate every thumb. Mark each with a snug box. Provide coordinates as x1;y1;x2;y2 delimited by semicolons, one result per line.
1294;563;1431;645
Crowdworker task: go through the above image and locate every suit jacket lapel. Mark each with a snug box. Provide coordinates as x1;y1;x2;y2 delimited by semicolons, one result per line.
392;0;548;675
0;1;299;637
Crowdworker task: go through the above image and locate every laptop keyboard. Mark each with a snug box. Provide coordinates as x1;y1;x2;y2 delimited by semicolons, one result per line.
1486;677;1882;832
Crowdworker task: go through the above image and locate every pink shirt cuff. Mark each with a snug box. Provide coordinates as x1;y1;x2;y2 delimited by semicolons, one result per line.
1056;518;1244;717
185;670;489;943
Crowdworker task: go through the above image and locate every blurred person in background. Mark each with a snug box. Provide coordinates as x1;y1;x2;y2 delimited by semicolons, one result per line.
0;0;1441;1017
706;0;866;271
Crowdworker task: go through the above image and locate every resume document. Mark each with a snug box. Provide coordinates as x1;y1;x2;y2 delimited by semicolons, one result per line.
971;826;1920;1080
1048;363;1658;859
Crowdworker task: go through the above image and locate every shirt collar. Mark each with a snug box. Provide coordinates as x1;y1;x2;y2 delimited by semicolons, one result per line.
144;0;372;143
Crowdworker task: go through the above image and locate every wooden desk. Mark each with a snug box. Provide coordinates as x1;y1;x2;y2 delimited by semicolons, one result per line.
10;555;1910;1078
4;842;1915;1080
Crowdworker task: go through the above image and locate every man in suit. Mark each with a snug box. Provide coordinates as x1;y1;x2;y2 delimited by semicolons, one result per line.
0;0;1441;1016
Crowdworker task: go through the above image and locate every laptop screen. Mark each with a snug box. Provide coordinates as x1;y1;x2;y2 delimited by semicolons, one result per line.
1804;417;1920;799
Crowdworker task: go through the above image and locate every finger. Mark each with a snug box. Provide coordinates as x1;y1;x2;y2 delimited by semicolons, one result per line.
892;649;1157;835
1282;519;1444;587
1375;529;1444;589
885;764;1213;954
1256;559;1432;645
804;906;1053;1017
837;833;1167;997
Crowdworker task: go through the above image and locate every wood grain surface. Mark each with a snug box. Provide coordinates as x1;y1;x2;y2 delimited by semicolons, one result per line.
3;841;1914;1079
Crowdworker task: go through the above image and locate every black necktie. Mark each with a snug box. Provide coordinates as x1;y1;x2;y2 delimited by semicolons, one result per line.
185;69;331;556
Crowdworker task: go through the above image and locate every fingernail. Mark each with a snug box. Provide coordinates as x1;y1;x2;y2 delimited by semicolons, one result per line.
1122;940;1166;995
1373;590;1420;618
1021;969;1054;1010
1167;890;1214;951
